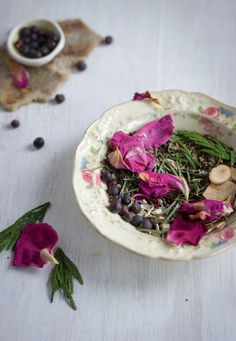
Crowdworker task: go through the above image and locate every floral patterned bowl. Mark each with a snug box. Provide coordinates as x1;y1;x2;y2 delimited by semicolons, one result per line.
73;90;236;260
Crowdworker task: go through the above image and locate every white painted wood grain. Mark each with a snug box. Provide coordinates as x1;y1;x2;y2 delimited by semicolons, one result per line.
1;0;236;340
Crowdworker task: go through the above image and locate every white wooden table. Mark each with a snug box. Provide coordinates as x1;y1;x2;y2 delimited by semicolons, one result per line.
1;0;236;340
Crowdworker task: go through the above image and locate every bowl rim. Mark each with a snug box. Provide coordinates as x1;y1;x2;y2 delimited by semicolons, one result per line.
72;90;236;261
6;18;65;67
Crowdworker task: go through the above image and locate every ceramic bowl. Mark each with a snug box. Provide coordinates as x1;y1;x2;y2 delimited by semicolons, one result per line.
7;19;65;67
73;90;236;260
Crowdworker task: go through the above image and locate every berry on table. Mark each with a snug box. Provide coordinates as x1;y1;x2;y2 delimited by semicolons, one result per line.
102;36;113;45
55;94;65;103
77;61;87;71
33;137;45;149
11;119;20;128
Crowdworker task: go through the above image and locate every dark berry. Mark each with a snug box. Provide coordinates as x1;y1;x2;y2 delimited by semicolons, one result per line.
150;219;157;229
121;194;131;205
122;212;134;223
30;41;39;49
132;215;144;227
40;46;50;56
52;34;59;42
31;33;38;41
11;119;20;128
108;185;120;196
46;39;57;50
108;179;117;186
33;137;45;149
110;198;122;213
35;51;43;58
120;205;129;216
142;218;152;229
77;61;87;71
15;40;23;49
101;168;112;183
30;25;38;33
28;49;39;58
19;45;30;55
103;36;113;45
55;94;65;103
38;36;46;45
19;27;31;37
22;36;31;44
130;202;141;214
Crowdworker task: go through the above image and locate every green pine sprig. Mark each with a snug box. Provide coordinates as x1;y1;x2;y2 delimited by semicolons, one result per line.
50;247;84;311
172;130;236;165
0;202;50;253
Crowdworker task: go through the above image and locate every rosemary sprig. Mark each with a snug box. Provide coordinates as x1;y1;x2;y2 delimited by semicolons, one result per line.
178;143;199;169
0;202;50;253
173;130;236;164
50;247;83;311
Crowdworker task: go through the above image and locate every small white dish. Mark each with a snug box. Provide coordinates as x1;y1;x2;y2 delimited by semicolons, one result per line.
7;19;65;67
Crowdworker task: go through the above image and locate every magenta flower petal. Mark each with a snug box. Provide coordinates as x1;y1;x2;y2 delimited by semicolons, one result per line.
12;223;58;268
108;145;156;173
108;132;156;172
167;217;207;245
6;57;30;89
108;147;128;169
108;115;174;172
179;200;233;222
133;91;152;101
12;67;29;89
139;171;189;199
135;115;174;148
110;131;134;147
132;91;160;104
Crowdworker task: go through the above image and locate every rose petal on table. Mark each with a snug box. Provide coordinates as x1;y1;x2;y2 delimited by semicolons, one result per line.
6;57;30;89
12;223;58;268
11;67;29;89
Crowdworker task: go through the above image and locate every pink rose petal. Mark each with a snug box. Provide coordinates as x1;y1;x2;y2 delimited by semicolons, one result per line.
12;67;29;89
179;200;233;222
132;91;160;104
108;132;156;172
135;115;174;148
139;171;189;199
6;57;30;89
108;115;174;173
12;223;58;268
167;217;207;245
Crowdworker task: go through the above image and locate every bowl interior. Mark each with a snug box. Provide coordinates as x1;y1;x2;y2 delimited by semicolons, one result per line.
73;91;236;260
